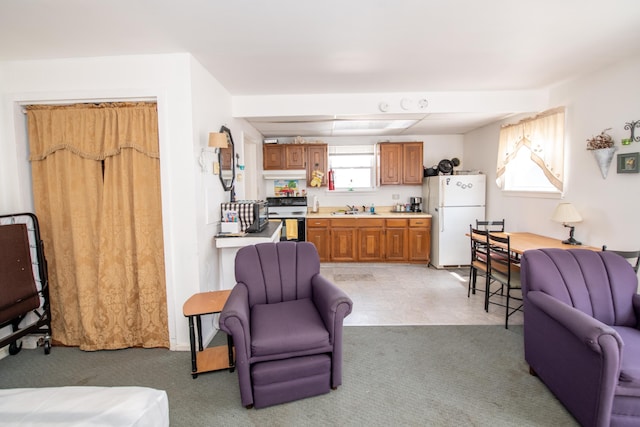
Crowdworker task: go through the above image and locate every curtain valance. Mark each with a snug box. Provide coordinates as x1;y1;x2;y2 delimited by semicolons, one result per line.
496;107;565;192
26;102;159;161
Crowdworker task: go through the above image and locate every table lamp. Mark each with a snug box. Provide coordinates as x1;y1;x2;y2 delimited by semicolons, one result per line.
551;203;583;245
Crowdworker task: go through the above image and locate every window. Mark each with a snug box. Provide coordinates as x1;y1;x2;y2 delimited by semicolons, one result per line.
328;145;375;190
496;107;565;193
503;146;558;192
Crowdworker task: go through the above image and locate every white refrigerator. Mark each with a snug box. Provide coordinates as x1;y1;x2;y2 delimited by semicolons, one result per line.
424;174;486;268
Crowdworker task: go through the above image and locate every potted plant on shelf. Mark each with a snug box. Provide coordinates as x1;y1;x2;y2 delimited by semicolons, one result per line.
587;128;617;179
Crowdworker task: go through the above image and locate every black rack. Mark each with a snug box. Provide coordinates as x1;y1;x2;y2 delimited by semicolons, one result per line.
0;213;52;355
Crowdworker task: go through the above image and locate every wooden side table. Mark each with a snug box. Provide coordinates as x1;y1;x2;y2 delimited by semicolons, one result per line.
183;290;235;378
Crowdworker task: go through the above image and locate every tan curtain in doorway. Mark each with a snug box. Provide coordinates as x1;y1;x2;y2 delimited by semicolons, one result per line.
26;102;169;350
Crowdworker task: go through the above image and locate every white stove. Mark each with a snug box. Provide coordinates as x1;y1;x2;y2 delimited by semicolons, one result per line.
266;197;307;241
267;197;308;218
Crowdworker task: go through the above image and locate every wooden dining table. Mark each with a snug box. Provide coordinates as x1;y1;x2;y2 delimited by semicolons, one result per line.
492;232;600;255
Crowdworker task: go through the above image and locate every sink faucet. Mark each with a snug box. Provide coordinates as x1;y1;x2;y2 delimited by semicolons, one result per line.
346;205;357;212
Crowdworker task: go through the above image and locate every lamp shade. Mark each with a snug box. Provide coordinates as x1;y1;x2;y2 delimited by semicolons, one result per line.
551;203;583;224
208;132;228;148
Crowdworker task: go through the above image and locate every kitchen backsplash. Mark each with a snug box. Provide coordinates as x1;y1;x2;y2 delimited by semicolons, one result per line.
269;179;308;197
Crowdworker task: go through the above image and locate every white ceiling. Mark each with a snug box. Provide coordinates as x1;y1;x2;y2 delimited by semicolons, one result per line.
1;0;640;137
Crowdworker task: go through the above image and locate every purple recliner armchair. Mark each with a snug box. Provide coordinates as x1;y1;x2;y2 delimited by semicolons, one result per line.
219;241;353;409
521;248;640;427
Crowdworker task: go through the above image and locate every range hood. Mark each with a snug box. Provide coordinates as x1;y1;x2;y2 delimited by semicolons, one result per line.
262;170;306;180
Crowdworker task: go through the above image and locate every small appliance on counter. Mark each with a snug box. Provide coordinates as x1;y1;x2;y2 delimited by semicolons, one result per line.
220;200;268;233
409;197;422;212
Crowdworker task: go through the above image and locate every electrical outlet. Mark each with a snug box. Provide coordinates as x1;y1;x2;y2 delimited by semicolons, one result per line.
392;194;400;200
213;162;220;175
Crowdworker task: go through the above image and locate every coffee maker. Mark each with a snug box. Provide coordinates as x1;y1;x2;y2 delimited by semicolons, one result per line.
410;197;422;212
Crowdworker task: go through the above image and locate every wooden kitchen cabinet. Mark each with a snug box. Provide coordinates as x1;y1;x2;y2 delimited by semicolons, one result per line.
263;144;307;170
285;145;306;169
357;218;385;262
307;218;330;262
306;215;430;263
379;143;402;185
379;142;423;185
263;144;285;169
385;219;408;261
329;219;357;262
408;218;431;262
306;144;328;187
403;143;424;184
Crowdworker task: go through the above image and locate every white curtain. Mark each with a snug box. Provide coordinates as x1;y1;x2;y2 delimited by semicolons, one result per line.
496;107;565;192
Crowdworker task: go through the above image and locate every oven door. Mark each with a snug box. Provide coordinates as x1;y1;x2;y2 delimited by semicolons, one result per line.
277;217;306;241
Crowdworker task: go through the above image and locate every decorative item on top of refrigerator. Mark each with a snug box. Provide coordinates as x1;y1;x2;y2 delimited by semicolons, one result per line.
424;174;486;268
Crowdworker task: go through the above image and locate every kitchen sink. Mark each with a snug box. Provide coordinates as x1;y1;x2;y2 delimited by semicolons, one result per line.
331;211;378;216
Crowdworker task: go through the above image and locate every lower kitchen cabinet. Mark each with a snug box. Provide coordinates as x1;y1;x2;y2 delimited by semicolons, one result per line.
306;216;431;263
385;219;408;261
307;218;330;262
408;218;431;262
329;219;357;262
358;218;385;261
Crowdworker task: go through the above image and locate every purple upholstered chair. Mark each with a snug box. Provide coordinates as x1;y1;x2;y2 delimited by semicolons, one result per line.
521;248;640;427
219;241;353;409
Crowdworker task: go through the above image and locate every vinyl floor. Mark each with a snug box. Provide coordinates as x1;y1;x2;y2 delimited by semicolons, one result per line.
320;262;524;327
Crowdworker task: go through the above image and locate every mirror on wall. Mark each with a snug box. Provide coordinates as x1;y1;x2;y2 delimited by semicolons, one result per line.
219;125;236;200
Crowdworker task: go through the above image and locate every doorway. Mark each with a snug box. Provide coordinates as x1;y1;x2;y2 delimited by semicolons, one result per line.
24;102;169;351
243;134;259;200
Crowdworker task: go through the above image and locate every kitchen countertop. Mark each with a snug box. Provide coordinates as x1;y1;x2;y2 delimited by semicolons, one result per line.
214;221;282;248
307;207;431;219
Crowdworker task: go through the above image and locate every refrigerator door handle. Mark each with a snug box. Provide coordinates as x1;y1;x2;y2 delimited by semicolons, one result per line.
440;207;445;232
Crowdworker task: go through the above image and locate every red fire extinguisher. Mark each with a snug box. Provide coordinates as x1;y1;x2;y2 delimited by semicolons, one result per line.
328;169;335;190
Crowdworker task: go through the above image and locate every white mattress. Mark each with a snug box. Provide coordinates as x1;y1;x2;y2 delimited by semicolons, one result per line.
0;386;169;427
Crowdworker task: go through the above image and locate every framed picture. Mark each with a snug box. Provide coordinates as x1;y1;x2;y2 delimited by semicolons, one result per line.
617;152;640;174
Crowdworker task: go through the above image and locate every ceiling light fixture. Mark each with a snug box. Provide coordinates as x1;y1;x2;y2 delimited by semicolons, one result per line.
332;119;417;131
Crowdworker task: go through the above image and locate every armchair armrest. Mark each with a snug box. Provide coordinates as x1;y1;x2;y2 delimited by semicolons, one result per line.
528;291;622;352
311;273;352;389
218;283;254;407
526;290;622;426
311;274;353;337
219;284;251;362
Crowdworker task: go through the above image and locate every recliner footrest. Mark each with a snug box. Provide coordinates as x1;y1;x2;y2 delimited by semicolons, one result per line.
251;354;331;408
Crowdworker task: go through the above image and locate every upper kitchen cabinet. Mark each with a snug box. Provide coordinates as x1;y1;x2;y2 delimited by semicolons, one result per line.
378;142;423;185
263;144;307;170
379;143;402;184
306;144;328;187
402;142;424;184
264;144;285;169
286;145;306;169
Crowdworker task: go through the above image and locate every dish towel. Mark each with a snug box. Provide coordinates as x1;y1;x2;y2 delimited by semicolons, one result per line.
285;219;298;240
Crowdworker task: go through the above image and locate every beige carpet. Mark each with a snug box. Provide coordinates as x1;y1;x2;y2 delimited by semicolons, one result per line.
0;326;576;426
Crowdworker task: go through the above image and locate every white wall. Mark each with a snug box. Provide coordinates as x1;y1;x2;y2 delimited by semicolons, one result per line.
0;53;247;351
268;134;464;209
188;57;264;344
463;56;640;250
